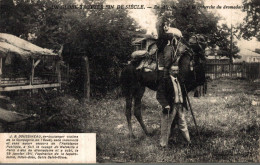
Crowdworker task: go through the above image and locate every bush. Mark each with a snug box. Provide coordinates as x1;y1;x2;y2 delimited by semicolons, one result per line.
10;91;89;133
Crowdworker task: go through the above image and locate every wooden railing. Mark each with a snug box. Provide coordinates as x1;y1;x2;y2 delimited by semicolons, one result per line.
205;62;260;80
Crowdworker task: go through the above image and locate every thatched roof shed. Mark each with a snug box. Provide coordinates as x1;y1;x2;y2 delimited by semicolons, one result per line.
0;33;57;59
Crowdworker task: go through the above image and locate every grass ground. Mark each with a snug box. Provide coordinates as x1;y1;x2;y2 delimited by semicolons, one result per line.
2;78;260;163
85;78;259;163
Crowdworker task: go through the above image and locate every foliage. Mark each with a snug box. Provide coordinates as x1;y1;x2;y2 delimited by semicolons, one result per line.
60;4;136;95
0;0;244;96
213;24;240;58
155;0;240;58
10;91;88;132
240;0;260;40
0;0;137;96
156;0;218;43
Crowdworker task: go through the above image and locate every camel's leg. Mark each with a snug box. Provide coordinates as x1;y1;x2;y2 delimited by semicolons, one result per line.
125;96;134;138
133;87;150;135
203;82;207;95
199;86;202;97
194;86;199;97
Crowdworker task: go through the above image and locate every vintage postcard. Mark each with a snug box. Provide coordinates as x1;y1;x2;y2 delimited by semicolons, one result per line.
0;0;259;163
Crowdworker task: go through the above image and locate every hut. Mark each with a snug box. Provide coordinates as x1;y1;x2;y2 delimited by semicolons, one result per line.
132;34;157;51
0;33;61;91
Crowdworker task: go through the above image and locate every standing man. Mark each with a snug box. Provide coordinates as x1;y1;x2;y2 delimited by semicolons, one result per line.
155;14;191;147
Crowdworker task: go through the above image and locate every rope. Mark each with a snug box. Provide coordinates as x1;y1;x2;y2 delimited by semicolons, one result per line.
173;38;181;61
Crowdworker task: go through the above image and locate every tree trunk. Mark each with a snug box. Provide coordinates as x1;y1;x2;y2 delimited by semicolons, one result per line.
82;56;90;101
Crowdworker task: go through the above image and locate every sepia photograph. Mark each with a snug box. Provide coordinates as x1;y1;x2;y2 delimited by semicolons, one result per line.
0;0;259;163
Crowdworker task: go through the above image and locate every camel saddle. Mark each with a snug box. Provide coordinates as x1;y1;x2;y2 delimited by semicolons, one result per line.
131;41;188;73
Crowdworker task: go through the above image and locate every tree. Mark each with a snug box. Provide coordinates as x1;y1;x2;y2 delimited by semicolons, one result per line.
154;0;240;59
0;0;138;96
0;0;21;36
240;0;260;40
155;0;219;43
212;24;240;59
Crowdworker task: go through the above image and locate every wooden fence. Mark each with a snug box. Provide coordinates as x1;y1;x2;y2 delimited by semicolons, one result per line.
205;62;260;80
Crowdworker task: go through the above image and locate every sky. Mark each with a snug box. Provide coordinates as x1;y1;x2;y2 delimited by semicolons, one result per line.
103;0;259;54
204;0;246;26
203;0;259;54
106;0;161;35
106;0;247;33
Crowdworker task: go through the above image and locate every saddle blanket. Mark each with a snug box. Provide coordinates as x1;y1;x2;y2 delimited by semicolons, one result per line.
170;75;183;103
137;60;179;73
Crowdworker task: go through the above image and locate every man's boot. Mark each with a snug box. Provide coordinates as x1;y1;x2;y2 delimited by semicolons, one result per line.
160;106;175;147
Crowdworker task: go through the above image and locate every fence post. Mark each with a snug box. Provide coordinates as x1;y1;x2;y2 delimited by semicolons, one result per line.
242;61;246;78
229;63;232;78
57;60;61;90
31;59;35;85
